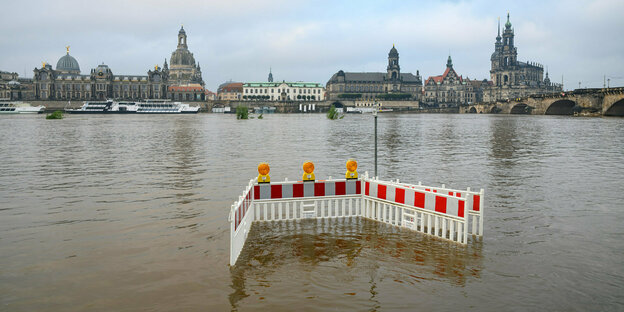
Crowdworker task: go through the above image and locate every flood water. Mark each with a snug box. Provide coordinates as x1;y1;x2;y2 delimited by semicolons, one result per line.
1;113;623;311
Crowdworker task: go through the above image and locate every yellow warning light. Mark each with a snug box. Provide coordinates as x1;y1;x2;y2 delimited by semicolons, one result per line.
302;161;315;181
346;159;358;179
257;162;270;183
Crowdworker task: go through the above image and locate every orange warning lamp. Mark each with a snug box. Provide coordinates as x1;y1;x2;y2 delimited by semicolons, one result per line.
345;159;358;179
302;161;315;181
257;162;270;183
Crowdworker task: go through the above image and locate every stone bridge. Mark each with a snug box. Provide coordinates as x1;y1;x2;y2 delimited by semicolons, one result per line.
461;87;624;116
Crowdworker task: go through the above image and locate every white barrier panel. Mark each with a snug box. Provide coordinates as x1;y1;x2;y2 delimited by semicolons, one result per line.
229;178;256;266
253;195;362;222
378;177;485;237
361;176;469;244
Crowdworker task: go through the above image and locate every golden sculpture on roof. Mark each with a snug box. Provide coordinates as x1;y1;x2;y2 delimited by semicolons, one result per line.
66;45;70;54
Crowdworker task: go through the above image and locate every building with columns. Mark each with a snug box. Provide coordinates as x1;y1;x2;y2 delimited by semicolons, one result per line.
326;45;422;101
484;13;561;102
31;47;169;101
29;27;210;101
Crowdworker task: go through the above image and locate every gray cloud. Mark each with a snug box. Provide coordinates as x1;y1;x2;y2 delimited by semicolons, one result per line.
1;0;622;91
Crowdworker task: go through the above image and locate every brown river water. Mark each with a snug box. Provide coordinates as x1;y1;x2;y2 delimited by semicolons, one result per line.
1;113;623;311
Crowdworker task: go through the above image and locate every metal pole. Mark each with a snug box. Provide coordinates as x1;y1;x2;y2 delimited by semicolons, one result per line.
374;104;378;178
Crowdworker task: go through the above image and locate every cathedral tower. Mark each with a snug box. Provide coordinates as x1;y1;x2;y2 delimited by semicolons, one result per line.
387;45;400;81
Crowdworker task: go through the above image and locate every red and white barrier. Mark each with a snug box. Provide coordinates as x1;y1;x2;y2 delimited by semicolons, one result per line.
380;179;484;237
229;178;256;266
229;173;484;266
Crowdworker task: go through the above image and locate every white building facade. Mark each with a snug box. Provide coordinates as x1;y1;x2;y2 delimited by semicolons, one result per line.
242;82;325;101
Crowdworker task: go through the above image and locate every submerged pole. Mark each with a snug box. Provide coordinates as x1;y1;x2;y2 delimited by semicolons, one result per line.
374;102;378;178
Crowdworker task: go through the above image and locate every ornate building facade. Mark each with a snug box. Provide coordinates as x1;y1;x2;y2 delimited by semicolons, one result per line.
0;70;35;100
169;26;204;86
326;45;422;101
29;27;209;102
485;14;561;102
424;55;479;107
32;47;169;101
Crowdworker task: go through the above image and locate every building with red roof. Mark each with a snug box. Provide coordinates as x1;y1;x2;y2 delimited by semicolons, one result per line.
423;55;483;107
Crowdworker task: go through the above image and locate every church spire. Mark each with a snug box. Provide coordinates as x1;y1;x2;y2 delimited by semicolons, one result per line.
268;67;273;82
446;54;453;68
505;12;512;29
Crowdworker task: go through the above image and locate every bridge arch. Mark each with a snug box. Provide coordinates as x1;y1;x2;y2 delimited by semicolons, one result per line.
331;101;344;108
490;106;501;114
545;99;577;115
605;99;624;116
468;107;477;113
510;103;531;114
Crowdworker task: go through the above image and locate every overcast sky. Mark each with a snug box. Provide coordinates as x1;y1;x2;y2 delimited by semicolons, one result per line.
1;0;622;91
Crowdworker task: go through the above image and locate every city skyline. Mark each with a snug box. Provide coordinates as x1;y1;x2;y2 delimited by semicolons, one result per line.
1;0;622;91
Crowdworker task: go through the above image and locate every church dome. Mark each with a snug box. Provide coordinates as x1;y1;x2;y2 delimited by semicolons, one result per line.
389;45;398;57
56;50;80;74
93;63;112;77
170;48;195;66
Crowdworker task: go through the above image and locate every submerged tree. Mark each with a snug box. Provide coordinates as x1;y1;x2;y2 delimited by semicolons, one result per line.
236;106;249;119
327;105;342;120
46;111;63;120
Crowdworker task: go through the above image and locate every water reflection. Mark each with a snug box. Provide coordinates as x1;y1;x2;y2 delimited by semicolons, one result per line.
229;218;483;309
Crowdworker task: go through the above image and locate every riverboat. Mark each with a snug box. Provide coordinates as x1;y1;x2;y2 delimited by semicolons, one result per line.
136;99;200;114
65;99;200;114
0;100;45;114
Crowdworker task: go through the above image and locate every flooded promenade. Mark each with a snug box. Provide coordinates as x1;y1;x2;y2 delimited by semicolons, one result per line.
1;114;623;311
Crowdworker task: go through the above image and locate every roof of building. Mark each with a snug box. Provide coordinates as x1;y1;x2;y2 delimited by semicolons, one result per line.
327;72;421;83
243;82;324;88
57;52;80;73
426;66;462;85
389;45;399;57
219;82;243;92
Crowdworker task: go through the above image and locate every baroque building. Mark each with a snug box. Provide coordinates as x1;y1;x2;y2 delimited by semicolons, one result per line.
168;26;204;86
424;55;478;107
0;70;35;100
326;45;422;101
32;47;169;101
30;27;210;102
484;13;561;102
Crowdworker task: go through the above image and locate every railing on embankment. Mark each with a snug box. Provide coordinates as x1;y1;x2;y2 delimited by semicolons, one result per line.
229;172;484;266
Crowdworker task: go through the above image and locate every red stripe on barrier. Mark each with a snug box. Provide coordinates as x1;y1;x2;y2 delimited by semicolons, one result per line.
335;181;346;195
456;193;461;197
449;192;453;196
433;190;437;193
271;184;282;199
425;188;431;192
315;182;325;196
254;185;260;200
395;188;405;204
293;183;304;197
435;196;447;213
365;182;370;196
414;192;425;208
356;181;361;194
378;184;387;200
459;201;465;217
473;195;480;211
